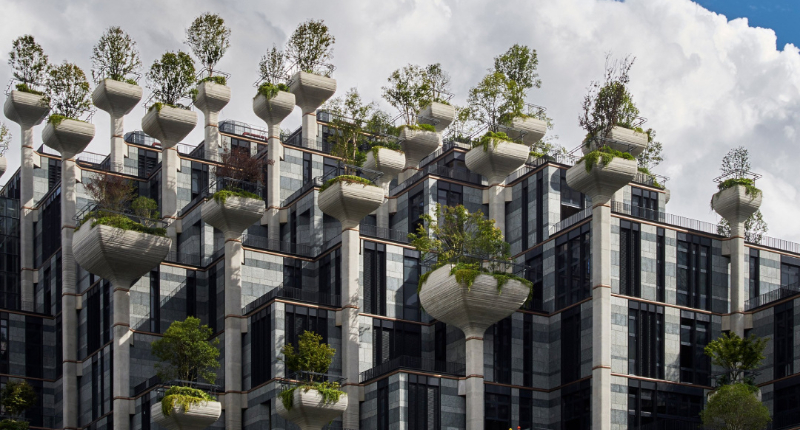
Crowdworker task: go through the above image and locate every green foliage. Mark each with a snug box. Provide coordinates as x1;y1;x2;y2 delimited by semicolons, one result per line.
319;175;375;193
0;123;10;154
185;13;231;77
47;114;66;126
85;173;135;212
717;177;761;199
705;332;767;386
8;35;48;90
258;44;289;87
579;146;635;173
473;131;513;151
151;316;220;385
636;132;663;172
286;19;335;77
0;380;37;418
717;210;768;243
580;55;639;147
279;331;344;411
279;381;344;411
720;146;751;178
198;75;226;86
701;383;771;430
131;196;160;224
382;63;451;126
45;62;92;120
465;71;508;133
424;63;451;104
161;386;215;416
91;26;141;84
85;212;166;236
447;262;532;299
325;88;386;170
0;420;28;430
399;123;436;133
14;83;43;95
256;82;290;100
147;51;196;108
212;188;261;204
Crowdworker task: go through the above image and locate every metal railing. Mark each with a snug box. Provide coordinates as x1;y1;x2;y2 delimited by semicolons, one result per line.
75;203;169;230
219;119;269;142
176;142;205;159
242;284;341;315
745;287;800;311
242;234;318;258
634;171;670;189
418;139;472;168
748;235;800;254
359;224;409;243
611;202;718;235
124;130;161;147
317;163;384;189
179;177;264;216
359;355;466;383
390;163;484;195
549;207;592;236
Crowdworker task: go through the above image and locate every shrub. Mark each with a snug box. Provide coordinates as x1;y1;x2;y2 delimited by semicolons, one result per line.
150;316;220;384
91;26;141;84
319;175;375;192
279;331;344;411
0;420;28;430
214;147;265;185
579;55;638;147
8;35;48;93
286;19;335;77
257;44;289;89
473;131;512;151
701;383;770;430
212;188;260;204
146;51;196;108
579;146;635;173
161;386;216;416
256;82;289;100
717;177;761;198
0;380;37;419
45;62;92;121
84;173;135;212
185;13;231;79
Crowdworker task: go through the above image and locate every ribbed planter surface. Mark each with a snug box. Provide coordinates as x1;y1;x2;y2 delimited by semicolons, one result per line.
73;223;171;288
465;140;529;184
141;105;197;148
399;128;439;168
418;102;456;132
92;79;142;116
194;81;231;114
200;196;265;238
606;126;648;156
503;116;547;145
3;90;49;127
566;158;637;205
276;388;348;430
318;180;384;229
151;400;222;430
419;265;530;339
363;148;405;183
253;91;296;127
0;156;7;177
711;185;762;225
289;71;337;112
42;119;95;159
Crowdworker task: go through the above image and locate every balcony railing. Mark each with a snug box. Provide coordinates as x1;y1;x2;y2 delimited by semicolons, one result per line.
549;207;592;236
219;119;269;142
177;142;205;159
179;177;263;216
745;287;800;311
242;234;318;258
633;171;670;189
242;283;341;314
359;355;466;383
611;202;718;235
748;234;800;254
359;224;409;243
391;163;484;195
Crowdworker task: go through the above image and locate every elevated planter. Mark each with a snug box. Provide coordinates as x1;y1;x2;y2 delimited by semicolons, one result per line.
201;195;265;238
277;388;348;430
318;180;384;229
419;264;530;339
399;127;439;169
418;102;456;132
92;79;142;116
711;185;762;226
253;91;296;127
499;116;547;145
566;157;637;205
465;140;529;184
42;119;95;159
194;81;231;115
3;90;49;127
363;148;405;184
151;400;222;430
73;222;171;288
289;71;337;112
584;126;648;156
141;105;197;148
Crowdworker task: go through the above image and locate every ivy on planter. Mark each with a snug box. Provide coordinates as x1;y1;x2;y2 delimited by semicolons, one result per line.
472;131;514;152
579;145;635;173
160;386;216;417
319;175;375;193
279;331;344;411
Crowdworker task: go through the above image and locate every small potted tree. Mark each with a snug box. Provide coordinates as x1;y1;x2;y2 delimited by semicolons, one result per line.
42;62;95;159
253;44;296;128
150;316;222;429
142;51;197;148
493;45;549;145
286;19;337;116
4;35;50;128
187;13;232;133
277;331;347;429
711;147;762;228
417;63;456;132
0;123;10;177
200;148;265;238
0;379;37;430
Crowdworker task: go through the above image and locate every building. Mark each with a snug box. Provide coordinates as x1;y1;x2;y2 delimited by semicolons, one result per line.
1;82;799;430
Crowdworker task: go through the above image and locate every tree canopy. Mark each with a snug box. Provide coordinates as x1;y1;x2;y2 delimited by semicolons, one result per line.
91;26;141;84
281;330;336;383
8;35;49;93
185;12;231;79
0;379;37;419
146;51;196;108
705;332;767;386
720;146;751;178
45;62;92;121
701;383;771;430
579;55;637;145
0;123;10;155
257;44;289;87
717;210;768;243
286;19;335;77
151;316;220;385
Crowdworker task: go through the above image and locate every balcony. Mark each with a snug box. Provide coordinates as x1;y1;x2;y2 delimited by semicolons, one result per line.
745;287;800;311
391;163;484;195
359;355;466;383
360;224;409;244
242;234;319;258
611;201;718;235
242;284;341;314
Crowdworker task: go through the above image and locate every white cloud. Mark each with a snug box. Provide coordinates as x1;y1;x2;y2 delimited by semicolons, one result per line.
3;0;800;241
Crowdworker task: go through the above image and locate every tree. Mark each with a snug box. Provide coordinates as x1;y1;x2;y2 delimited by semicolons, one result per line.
0;380;37;420
579;54;637;146
214;147;266;186
493;44;541;118
84;173;135;211
636;130;663;172
286;19;335;77
717;210;768;243
90;26;141;84
705;332;767;386
423;63;451;104
257;44;289;87
381;64;428;126
151;316;220;385
281;331;336;383
185;12;231;79
146;51;196;108
325;87;382;170
45;62;92;121
720;146;751;178
8;35;49;93
700;383;771;430
0;123;10;155
465;71;509;133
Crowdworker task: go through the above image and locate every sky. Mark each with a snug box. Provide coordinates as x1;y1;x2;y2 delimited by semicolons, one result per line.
2;0;800;241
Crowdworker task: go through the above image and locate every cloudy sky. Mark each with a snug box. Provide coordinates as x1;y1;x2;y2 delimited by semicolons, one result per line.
3;0;800;241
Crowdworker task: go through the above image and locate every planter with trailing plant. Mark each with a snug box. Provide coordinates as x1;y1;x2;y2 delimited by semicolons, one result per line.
253;83;296;127
150;386;222;430
318;176;384;229
142;51;198;148
418;101;456;132
277;387;348;430
607;126;648;155
4;35;50;127
194;79;230;116
90;27;143;119
289;71;336;113
42;116;95;159
92;79;142;118
41;61;96;158
465;132;529;184
201;185;265;238
566;147;638;204
711;179;762;226
399;125;439;168
500;115;547;146
363;146;405;182
186;12;232;120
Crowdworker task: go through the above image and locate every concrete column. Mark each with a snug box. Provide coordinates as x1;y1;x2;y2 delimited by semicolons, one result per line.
113;284;132;430
20;127;35;311
266;124;282;240
341;228;360;429
60;158;79;429
110;114;126;173
465;337;485;430
205;110;221;162
376;183;390;230
729;222;746;337
302;110;316;145
224;236;244;429
162;147;179;241
591;202;612;430
488;184;506;234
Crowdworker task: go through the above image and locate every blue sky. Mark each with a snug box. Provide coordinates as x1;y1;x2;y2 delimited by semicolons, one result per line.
694;0;797;49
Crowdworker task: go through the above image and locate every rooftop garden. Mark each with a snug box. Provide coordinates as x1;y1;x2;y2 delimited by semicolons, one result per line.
80;173;166;236
211;147;265;203
382;62;452;131
45;61;93;125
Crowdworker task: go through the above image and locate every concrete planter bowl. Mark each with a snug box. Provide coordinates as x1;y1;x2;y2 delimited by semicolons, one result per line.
418;102;456;132
289;71;337;112
318;180;384;229
419;265;530;339
465;139;529;184
566;157;638;205
606;126;648;156
277;388;348;430
92;79;142;116
3;90;49;127
73;223;172;288
500;116;547;146
194;81;231;114
151;400;222;430
399;127;439;169
711;185;762;225
253;91;296;127
42;119;95;159
201;195;265;238
363;148;405;183
141;105;197;149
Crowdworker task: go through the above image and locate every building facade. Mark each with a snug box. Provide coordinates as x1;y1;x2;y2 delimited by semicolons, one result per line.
1;97;800;430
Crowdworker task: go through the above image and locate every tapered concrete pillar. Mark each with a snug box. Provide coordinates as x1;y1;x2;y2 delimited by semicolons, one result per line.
289;71;336;150
93;79;143;172
398;128;438;183
712;185;762;337
4;90;49;311
465;338;484;430
567;156;637;430
363;148;404;230
195;81;231;162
